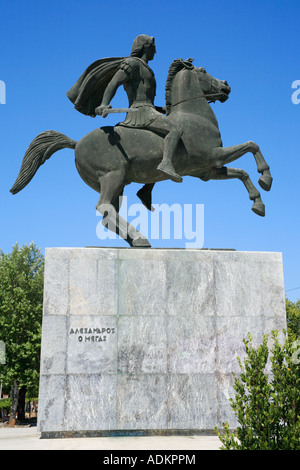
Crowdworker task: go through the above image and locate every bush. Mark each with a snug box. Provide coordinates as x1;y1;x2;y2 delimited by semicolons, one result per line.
215;331;300;450
286;299;300;342
0;398;12;411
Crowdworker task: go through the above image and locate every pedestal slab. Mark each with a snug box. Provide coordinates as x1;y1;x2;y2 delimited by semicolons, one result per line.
37;248;287;437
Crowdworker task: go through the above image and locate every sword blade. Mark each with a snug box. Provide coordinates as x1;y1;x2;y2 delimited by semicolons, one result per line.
106;107;138;114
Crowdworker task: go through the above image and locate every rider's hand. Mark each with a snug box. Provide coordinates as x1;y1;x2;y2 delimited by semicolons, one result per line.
95;104;112;118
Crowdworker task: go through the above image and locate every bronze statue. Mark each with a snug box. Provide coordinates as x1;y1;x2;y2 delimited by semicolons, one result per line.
67;34;183;184
10;35;272;248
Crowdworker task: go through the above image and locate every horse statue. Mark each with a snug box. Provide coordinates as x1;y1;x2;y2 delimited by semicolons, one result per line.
10;58;272;247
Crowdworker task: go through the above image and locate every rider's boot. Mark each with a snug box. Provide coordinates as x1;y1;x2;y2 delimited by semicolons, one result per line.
137;183;155;212
154;123;183;183
157;160;183;183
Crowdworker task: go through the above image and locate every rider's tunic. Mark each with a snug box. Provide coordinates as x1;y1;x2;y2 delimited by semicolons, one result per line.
118;57;161;128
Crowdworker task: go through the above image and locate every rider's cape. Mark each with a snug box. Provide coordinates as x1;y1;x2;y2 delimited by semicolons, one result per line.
66;57;124;117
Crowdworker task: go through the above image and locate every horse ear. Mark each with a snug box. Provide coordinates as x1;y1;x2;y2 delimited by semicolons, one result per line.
183;58;194;69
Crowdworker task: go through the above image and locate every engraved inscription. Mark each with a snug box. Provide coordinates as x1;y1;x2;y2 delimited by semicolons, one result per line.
69;327;116;343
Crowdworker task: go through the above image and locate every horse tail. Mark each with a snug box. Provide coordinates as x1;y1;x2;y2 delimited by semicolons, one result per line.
10;130;77;195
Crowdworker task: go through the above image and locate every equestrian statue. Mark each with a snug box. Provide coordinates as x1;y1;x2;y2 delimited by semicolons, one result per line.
10;34;273;247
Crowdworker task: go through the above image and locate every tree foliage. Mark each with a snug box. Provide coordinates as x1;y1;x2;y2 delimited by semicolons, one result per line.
0;243;44;397
286;298;300;342
216;331;300;450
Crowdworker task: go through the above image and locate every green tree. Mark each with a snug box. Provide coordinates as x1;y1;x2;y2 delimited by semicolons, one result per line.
215;331;300;450
0;243;44;423
286;298;300;342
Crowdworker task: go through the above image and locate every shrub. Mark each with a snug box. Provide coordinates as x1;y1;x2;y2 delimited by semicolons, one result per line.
215;331;300;450
0;398;12;411
286;299;300;342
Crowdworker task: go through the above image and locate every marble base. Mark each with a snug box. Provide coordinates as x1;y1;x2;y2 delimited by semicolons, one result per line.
37;248;287;436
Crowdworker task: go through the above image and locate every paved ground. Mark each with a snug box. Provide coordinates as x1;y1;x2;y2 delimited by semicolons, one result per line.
0;426;222;450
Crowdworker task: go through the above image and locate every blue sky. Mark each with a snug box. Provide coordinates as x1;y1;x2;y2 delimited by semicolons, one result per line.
0;0;299;301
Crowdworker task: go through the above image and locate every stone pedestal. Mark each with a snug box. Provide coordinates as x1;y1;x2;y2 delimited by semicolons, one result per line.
37;248;286;437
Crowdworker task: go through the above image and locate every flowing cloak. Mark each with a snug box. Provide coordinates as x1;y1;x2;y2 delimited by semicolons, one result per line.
66;57;124;117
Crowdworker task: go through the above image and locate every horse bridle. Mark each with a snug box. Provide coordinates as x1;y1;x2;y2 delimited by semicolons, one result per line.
171;92;225;107
169;60;229;107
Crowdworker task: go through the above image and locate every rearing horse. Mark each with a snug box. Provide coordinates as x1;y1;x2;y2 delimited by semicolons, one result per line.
10;58;272;247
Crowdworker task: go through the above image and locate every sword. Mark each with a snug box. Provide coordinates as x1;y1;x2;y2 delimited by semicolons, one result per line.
95;106;138;117
105;107;138;114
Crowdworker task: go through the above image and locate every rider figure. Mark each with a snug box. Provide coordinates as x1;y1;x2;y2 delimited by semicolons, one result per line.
95;35;183;183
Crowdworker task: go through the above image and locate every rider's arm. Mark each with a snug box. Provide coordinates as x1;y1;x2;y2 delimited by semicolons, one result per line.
95;69;128;116
101;69;128;107
95;58;138;116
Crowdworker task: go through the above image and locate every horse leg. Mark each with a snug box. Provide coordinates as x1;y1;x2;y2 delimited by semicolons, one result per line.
208;166;265;216
96;168;151;247
137;183;155;212
212;142;272;191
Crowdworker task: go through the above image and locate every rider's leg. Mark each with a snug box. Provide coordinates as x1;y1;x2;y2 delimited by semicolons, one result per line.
147;116;183;183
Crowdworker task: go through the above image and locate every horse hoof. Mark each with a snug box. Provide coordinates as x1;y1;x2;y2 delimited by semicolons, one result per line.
258;174;273;191
131;238;151;248
251;202;265;217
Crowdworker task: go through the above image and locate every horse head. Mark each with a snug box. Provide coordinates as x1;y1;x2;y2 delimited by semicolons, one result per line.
166;59;231;114
194;66;231;103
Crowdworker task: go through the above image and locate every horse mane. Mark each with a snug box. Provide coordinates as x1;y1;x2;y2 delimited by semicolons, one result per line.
165;58;194;115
